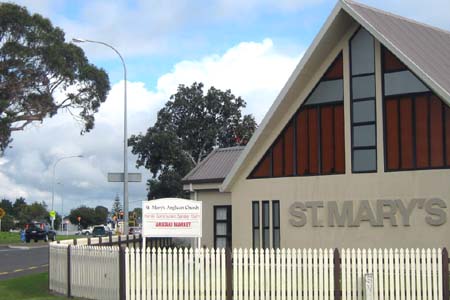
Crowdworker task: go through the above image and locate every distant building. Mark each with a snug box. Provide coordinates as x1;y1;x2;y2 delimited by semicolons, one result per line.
183;0;450;249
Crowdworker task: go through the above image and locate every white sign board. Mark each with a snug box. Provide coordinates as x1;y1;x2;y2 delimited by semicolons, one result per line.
142;198;202;238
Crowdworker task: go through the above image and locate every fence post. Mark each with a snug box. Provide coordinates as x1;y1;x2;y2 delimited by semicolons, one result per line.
334;248;341;300
118;235;122;246
87;237;91;246
73;238;77;246
67;245;72;298
133;234;136;248
109;234;113;246
126;235;129;247
119;246;126;300
443;248;449;300
226;247;233;300
99;237;102;245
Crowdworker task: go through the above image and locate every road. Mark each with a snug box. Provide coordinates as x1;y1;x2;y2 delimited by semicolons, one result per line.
0;245;49;280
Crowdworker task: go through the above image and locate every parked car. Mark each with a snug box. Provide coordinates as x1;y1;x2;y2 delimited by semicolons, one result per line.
91;225;112;237
25;223;56;243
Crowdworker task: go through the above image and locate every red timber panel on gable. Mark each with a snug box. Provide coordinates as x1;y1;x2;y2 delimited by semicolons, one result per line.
272;137;283;177
284;121;295;176
320;106;334;174
296;109;309;176
382;47;406;72
334;105;345;173
385;98;399;170
308;108;319;175
248;52;344;179
446;106;450;166
415;95;429;168
430;95;444;167
249;151;271;178
399;97;414;169
323;53;343;80
382;45;450;171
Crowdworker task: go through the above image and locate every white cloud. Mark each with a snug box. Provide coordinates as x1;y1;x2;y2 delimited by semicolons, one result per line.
0;39;300;213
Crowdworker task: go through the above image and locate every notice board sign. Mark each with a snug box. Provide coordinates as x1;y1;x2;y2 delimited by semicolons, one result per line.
142;198;202;238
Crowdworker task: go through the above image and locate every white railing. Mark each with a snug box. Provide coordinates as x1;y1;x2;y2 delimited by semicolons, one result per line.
125;247;227;300
341;248;443;300
71;245;120;300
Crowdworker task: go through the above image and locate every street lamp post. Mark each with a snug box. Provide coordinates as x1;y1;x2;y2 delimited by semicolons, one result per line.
51;155;83;229
72;38;129;235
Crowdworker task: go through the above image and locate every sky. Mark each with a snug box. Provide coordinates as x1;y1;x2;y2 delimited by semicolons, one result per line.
1;0;450;217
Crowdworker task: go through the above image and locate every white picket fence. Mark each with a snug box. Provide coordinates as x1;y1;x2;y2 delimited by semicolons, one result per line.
50;244;446;300
49;243;69;295
232;248;335;300
125;248;445;300
71;245;120;300
341;248;443;300
125;247;227;300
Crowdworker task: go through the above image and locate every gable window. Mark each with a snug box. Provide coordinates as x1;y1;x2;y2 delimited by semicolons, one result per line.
249;53;345;178
382;46;450;171
252;201;260;248
350;27;377;173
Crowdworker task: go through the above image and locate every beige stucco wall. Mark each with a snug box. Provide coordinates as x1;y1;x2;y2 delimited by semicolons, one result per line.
228;25;450;249
191;190;231;248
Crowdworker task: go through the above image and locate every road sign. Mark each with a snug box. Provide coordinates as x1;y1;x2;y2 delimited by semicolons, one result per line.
107;172;142;182
0;208;5;219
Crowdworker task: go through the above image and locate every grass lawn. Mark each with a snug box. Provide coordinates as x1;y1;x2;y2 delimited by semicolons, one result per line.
0;272;69;300
0;232;82;245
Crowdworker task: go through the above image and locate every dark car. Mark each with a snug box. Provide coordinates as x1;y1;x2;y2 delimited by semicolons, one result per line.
25;223;56;243
91;225;112;237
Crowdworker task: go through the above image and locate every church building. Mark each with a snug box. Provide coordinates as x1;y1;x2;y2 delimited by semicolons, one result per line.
183;0;450;250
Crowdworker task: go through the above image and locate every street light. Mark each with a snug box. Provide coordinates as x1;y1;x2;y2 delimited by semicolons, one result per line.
72;38;129;235
51;155;83;229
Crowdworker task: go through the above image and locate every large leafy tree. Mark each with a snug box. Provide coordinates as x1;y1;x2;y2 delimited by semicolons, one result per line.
0;3;110;153
129;82;257;199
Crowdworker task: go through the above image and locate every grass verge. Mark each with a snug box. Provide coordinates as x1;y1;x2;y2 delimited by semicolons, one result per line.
0;272;68;299
0;232;84;245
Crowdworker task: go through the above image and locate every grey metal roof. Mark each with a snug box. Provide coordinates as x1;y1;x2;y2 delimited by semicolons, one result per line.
182;146;245;184
343;0;450;100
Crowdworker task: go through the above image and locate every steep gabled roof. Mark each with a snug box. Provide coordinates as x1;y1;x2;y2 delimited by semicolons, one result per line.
221;0;450;192
182;146;245;184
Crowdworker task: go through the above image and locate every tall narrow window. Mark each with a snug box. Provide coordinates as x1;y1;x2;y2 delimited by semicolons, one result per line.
249;53;345;179
214;206;232;249
350;28;377;173
262;201;270;249
272;201;280;249
252;201;260;248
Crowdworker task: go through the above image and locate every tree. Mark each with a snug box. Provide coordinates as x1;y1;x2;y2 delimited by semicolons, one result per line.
12;197;27;218
129;82;257;199
0;199;13;215
111;194;122;217
0;3;110;153
94;206;108;224
68;206;96;229
0;215;14;231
